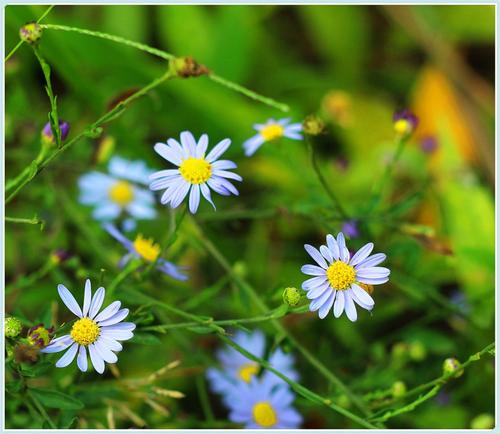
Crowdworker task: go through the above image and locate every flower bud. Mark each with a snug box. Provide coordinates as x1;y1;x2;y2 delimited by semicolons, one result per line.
442;357;463;378
336;394;351;409
302;115;325;136
170;56;209;78
19;22;42;44
27;323;54;348
409;341;427;361
393;109;418;138
470;413;494;429
341;220;359;239
5;317;22;338
41;120;70;145
50;248;72;265
391;381;407;398
282;287;302;307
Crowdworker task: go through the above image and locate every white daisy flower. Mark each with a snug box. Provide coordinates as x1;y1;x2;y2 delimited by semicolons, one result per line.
149;131;242;214
79;156;157;224
301;232;390;321
243;118;303;157
40;279;135;374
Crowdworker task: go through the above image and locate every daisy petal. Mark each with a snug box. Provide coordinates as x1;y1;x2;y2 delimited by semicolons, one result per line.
77;345;88;372
40;335;72;353
356;267;390;279
309;289;332;311
89;287;105;319
302;276;328;290
196;134;209;158
98;336;123;352
307;281;330;299
57;284;83;318
320;245;333;263
82;279;92;317
349;243;374;267
180;131;197;156
94;301;121;323
301;264;326;276
154;142;182;166
334;291;345;318
95;340;118;364
344;291;358;322
351;284;375;306
189;184;201;214
356;253;387;269
56;342;79;368
304;244;328;269
206;139;231;162
98;309;129;327
89;344;105;374
318;291;336;319
200;183;216;210
326;234;340;260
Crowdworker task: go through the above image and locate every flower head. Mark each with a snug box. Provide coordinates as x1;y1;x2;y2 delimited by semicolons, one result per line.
27;323;54;348
41;279;135;374
243;118;303;156
301;232;390;321
393;109;418;137
104;223;187;281
149;132;242;213
227;377;302;429
206;330;298;403
19;22;42;44
5;317;22;338
79;156;157;224
41;120;70;144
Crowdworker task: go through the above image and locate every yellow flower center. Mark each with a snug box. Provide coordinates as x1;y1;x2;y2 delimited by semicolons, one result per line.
260;124;284;141
179;158;212;184
394;119;411;136
358;282;374;294
252;401;278;428
133;234;161;262
238;363;259;383
108;180;134;206
326;261;356;290
70;318;100;346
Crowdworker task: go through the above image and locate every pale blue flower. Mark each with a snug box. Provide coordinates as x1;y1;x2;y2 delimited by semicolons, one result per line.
149;131;242;214
104;223;188;281
206;330;298;403
41;279;135;374
227;376;302;429
79;156;157;223
301;232;390;321
243;118;303;156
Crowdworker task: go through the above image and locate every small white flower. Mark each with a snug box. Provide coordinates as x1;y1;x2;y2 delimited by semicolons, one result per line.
149;131;242;214
41;279;135;374
243;118;303;156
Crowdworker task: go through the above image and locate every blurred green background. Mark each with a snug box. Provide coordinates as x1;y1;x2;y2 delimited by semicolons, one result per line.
5;5;495;429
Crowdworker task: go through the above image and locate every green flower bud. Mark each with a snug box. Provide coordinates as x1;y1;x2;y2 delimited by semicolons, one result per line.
233;261;247;278
442;357;463;378
302;115;325;136
19;22;42;44
5;317;22;338
336;394;351;409
282;287;302;307
391;381;407;398
409;341;427;361
470;413;494;429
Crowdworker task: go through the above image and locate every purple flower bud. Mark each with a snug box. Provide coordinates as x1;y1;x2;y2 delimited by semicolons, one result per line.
41;120;70;143
19;22;42;44
342;220;359;239
420;135;438;154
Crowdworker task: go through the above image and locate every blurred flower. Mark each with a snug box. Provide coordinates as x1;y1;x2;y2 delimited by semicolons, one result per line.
227;377;302;429
282;287;302;307
341;220;359;239
243;118;302;156
79;156;157;224
301;232;389;321
391;381;407;398
206;330;298;402
470;413;494;429
393;109;418;137
302;115;325;136
19;22;42;44
41;120;70;145
149;131;242;213
5;317;22;338
420;135;438;154
14;343;39;364
449;290;470;314
104;223;187;281
95;135;116;164
442;357;463;378
27;323;54;348
50;248;72;265
41;279;135;374
322;90;352;127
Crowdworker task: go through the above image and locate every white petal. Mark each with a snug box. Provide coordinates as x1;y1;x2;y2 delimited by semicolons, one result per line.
82;279;92;317
89;287;105;319
318;291;336;319
320;245;333;263
334;291;345;318
326;234;340;260
89;344;105;374
40;335;72;353
56;342;78;368
154;142;182;166
94;301;121;323
149;169;179;181
336;232;349;263
180;131;197;156
301;264;326;276
355;253;386;269
206;138;231;162
189;184;200;214
356;267;391;279
304;244;328;269
349;243;374;266
77;345;88;372
307;281;330;299
100;330;134;341
196;134;209;158
98;336;123;352
302;276;328;290
170;182;191;209
344;291;358;322
95;340;118;363
309;289;332;311
98;309;129;327
351;284;375;306
57;284;83;318
200;183;216;210
213;170;242;182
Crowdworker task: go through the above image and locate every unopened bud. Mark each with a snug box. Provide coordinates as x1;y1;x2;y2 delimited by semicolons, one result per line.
393;109;418;138
470;413;494;429
41;120;70;145
391;381;407;398
302;115;325;136
282;287;302;307
19;22;42;44
27;323;54;348
5;317;22;338
171;56;209;78
50;249;72;265
442;357;463;378
409;341;427;361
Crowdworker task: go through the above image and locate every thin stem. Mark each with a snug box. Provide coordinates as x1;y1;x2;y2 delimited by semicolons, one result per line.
6;70;175;203
106;260;142;301
196;376;215;423
190;218;374;419
27;390;57;429
307;139;348;219
5;215;44;227
39;24;289;112
5;5;55;61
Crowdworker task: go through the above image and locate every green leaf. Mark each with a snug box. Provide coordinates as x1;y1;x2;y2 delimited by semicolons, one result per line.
30;388;84;410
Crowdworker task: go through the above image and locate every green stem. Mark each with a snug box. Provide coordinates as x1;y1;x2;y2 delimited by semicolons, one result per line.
5;5;55;62
27;390;57;429
106;260;142;300
307;139;348;219
6;70;175;203
196;375;215;423
39;24;289;112
190;218;373;419
5;215;44;227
